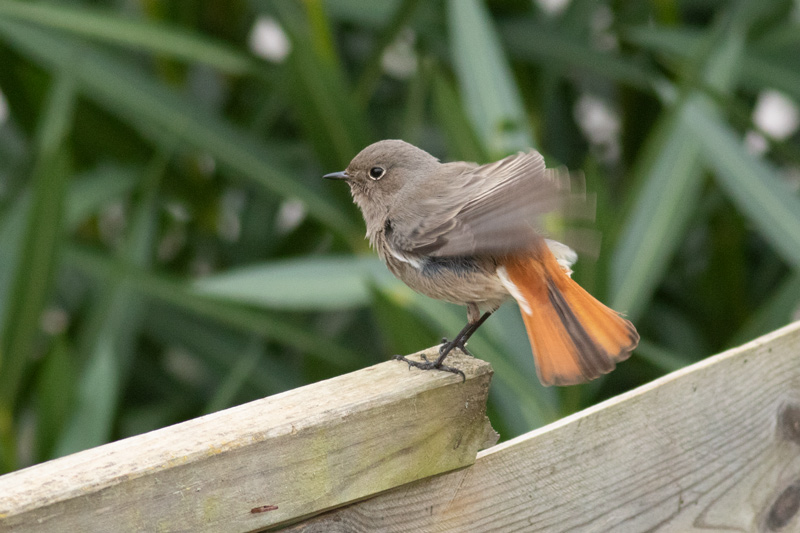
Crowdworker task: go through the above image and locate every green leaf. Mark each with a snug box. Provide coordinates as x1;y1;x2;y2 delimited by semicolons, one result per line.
610;102;705;319
401;57;430;145
447;0;535;156
503;19;660;93
611;12;747;319
621;25;702;60
0;166;138;328
34;337;76;461
0;19;361;244
274;1;371;169
686;108;800;268
624;23;800;104
0;193;31;328
741;52;800;105
368;284;439;357
431;72;489;162
63;246;364;369
54;311;121;457
0;1;259;75
65;165;139;230
0;74;76;429
323;0;401;26
56;151;168;456
203;339;264;415
193;256;402;311
729;271;800;347
354;0;423;101
143;308;303;397
633;338;695;373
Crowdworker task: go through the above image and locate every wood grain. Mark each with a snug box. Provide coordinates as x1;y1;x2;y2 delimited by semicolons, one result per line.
286;321;800;532
0;350;496;533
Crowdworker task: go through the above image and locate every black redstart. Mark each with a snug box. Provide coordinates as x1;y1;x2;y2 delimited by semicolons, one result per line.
325;139;638;386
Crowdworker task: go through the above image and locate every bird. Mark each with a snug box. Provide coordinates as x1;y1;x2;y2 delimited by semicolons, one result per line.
324;139;638;386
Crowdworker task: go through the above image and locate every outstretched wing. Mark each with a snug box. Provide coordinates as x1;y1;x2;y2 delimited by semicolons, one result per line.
388;150;580;257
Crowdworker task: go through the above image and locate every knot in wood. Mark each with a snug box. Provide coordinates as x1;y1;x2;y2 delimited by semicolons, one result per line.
766;481;800;531
778;403;800;445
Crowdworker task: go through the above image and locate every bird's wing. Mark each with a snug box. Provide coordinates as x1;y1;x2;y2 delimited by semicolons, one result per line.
389;150;581;257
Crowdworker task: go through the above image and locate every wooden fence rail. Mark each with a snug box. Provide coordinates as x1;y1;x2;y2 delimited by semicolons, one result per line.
1;321;799;532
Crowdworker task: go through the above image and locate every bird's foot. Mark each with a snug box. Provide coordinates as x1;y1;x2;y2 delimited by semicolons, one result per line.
440;336;472;357
392;354;465;382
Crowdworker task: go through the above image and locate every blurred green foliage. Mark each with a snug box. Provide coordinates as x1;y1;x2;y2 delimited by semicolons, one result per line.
0;0;799;474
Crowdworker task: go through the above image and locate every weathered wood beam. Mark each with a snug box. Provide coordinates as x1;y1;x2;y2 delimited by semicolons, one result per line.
0;350;496;532
287;321;800;532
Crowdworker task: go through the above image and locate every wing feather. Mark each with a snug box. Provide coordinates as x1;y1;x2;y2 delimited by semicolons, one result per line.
388;150;581;257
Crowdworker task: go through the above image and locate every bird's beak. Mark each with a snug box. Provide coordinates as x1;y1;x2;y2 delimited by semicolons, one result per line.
323;170;349;181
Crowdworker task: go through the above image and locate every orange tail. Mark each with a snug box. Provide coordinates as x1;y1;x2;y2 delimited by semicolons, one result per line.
501;248;638;386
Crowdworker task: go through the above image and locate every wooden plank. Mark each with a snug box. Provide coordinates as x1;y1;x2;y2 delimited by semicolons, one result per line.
287;321;800;532
0;349;497;533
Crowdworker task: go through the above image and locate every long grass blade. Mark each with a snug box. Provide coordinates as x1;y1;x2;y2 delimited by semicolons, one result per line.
729;272;800;347
447;0;535;156
431;72;489;162
33;338;75;462
624;24;800;104
193;256;401;311
0;19;361;244
354;0;422;101
202;338;263;415
687;108;800;267
503;19;660;93
0;1;259;75
54;310;122;457
610;11;747;319
0;74;76;472
274;1;371;170
63;246;364;369
55;149;169;456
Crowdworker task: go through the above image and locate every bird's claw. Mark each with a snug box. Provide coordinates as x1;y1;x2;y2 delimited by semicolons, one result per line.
439;337;472;357
392;354;466;382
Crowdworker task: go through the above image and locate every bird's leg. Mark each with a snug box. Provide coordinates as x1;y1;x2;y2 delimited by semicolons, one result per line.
435;310;492;362
393;307;494;381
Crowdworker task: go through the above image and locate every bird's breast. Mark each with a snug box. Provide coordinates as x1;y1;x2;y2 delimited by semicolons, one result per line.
376;242;508;306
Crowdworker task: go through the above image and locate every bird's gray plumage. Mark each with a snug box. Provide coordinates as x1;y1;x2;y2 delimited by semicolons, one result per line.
390;150;573;258
325;139;635;385
330;139;584;315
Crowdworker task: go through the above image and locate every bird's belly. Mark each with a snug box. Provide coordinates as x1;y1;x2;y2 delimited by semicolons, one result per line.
383;254;509;307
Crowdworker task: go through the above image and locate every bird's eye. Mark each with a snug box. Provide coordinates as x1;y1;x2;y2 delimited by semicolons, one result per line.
368;167;385;180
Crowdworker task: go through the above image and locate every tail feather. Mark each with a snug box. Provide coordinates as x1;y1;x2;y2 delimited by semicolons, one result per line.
502;248;638;386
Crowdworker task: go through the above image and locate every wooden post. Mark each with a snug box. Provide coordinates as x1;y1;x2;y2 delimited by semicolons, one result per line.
0;350;496;533
287;321;800;532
